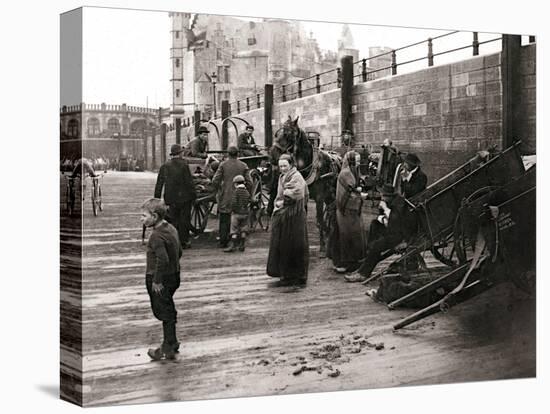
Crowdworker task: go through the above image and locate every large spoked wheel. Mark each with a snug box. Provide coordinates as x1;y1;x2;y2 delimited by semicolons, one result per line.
452;186;499;265
190;198;213;235
248;170;271;232
430;232;458;267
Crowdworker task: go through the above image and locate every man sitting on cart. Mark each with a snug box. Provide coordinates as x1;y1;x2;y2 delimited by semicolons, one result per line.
400;153;427;199
237;125;260;157
184;126;210;158
345;184;418;283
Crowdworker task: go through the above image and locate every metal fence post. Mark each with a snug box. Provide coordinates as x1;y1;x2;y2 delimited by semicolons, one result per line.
316;74;321;94
341;55;354;136
428;38;434;66
264;84;273;148
473;32;479;56
337;68;342;88
246;97;250;112
391;50;397;75
237;100;240;114
362;58;367;82
257;94;261;109
282;85;286;102
298;80;302;98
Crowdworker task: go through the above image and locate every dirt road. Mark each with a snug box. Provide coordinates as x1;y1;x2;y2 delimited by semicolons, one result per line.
60;171;536;407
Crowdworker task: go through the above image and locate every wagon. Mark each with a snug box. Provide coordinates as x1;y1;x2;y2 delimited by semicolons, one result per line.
185;153;271;235
363;141;527;284
391;162;535;329
359;141;535;329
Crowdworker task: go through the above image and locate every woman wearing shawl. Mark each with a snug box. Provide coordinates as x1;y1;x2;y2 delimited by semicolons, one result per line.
328;151;365;273
267;154;309;286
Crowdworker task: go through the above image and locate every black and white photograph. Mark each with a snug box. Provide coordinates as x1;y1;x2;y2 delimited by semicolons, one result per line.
58;3;538;407
4;0;547;413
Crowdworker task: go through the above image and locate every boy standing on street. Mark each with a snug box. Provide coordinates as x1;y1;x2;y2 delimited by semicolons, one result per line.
140;198;182;360
224;175;251;253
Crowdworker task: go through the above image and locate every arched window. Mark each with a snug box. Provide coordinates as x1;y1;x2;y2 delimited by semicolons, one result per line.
87;118;100;136
68;119;79;138
130;119;147;137
107;118;121;134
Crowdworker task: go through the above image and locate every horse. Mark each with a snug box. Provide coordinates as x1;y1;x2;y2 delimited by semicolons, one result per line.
268;116;342;256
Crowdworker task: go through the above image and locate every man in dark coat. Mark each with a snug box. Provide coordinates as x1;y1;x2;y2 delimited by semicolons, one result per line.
345;184;417;282
154;144;196;249
210;146;252;248
237;125;260;156
400;153;428;199
184;126;209;158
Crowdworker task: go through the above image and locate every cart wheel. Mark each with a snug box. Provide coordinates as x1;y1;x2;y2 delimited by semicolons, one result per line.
452;186;499;265
257;184;271;231
248;170;271;232
191;200;210;234
431;233;458;267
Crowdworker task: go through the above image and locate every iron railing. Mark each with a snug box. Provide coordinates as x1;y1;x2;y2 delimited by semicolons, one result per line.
210;31;505;120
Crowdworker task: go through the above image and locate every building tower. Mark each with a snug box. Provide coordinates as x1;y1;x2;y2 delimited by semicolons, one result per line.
169;12;191;116
337;24;359;62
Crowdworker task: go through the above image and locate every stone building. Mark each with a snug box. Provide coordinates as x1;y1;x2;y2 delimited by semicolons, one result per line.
60;102;162;159
169;13;339;119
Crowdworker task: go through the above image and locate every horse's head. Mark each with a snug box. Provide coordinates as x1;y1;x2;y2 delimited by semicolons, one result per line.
269;116;314;175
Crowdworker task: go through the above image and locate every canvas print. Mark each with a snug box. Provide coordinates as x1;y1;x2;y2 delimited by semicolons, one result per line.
60;6;536;407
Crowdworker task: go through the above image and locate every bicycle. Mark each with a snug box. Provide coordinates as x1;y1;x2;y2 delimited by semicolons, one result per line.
90;173;104;216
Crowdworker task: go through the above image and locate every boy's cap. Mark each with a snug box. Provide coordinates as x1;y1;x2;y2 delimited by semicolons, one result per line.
170;144;184;156
198;126;210;134
233;174;245;183
227;146;239;156
245;125;254;131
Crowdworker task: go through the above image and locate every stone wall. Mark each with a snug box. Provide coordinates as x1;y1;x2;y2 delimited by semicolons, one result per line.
352;52;503;180
518;44;536;154
147;44;536;181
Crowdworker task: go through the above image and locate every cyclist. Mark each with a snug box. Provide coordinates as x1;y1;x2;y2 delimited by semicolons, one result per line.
71;157;98;178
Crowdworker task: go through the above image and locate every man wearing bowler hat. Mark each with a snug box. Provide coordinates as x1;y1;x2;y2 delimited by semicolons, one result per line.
400;152;427;199
345;183;418;282
154;144;196;249
237;125;260;156
184;126;210;158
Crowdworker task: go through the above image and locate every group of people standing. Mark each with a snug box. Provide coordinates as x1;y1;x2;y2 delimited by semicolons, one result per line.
141;126;428;360
327;147;428;283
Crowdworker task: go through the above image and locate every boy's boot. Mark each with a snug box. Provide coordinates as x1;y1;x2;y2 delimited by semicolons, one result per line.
224;236;238;253
238;233;246;252
161;321;177;359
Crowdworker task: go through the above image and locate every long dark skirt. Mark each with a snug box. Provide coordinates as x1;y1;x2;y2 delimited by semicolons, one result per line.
267;206;309;282
328;209;365;271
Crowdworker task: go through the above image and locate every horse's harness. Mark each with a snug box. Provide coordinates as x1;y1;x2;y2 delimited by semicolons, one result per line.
273;125;339;185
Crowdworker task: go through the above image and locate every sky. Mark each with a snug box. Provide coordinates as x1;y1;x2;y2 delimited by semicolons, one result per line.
81;6;513;109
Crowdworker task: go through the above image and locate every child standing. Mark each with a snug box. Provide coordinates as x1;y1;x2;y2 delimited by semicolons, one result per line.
140;198;182;360
224;175;251;253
